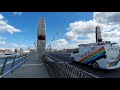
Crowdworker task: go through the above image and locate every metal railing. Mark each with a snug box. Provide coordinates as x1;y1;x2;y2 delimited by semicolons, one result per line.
42;54;99;78
0;51;34;78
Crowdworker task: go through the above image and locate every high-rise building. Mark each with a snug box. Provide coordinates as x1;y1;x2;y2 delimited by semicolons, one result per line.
37;17;46;59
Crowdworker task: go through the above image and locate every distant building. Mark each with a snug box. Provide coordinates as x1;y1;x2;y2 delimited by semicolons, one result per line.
0;48;5;53
5;49;13;54
19;48;23;53
29;49;36;52
0;48;14;54
14;48;19;53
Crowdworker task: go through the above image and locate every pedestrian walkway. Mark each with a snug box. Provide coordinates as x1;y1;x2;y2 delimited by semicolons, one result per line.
5;52;50;78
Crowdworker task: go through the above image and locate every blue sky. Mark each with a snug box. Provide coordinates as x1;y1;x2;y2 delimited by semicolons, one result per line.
0;12;120;50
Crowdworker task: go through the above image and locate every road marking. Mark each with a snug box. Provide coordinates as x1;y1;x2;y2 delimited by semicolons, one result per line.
22;64;44;67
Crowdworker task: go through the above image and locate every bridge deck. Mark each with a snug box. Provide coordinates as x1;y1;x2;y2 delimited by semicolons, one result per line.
5;52;49;78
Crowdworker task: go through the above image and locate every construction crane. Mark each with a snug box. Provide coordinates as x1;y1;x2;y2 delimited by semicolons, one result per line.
34;42;37;50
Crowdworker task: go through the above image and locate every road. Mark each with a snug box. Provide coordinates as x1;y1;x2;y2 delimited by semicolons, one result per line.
47;51;120;78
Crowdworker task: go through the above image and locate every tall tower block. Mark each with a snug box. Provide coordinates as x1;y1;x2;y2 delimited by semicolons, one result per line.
95;25;102;43
37;17;46;59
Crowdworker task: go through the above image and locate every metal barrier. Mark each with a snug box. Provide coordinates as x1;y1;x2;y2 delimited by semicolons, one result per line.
0;51;34;78
42;54;99;78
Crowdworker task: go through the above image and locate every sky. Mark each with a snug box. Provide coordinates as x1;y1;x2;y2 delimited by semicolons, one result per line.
0;12;120;50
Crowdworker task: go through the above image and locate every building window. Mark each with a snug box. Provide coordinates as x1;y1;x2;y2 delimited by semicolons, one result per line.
38;35;46;40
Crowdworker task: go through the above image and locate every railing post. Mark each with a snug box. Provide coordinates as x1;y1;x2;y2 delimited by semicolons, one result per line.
22;54;25;59
20;54;23;60
0;57;8;75
25;54;27;59
11;55;16;73
19;54;21;59
18;54;21;63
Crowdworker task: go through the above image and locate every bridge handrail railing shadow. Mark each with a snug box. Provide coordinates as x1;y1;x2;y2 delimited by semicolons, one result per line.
42;54;99;78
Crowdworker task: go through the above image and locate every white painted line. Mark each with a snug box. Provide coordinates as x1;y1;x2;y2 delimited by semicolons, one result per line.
22;64;44;67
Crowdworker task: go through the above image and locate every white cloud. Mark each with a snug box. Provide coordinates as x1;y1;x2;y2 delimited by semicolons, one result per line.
0;42;30;51
65;31;77;40
0;14;21;34
66;20;95;40
10;43;27;48
65;20;107;42
51;12;120;50
52;39;68;46
0;41;6;45
50;39;68;50
51;41;80;50
0;48;5;50
102;31;120;37
0;14;4;20
10;43;18;47
93;12;120;25
65;12;120;44
24;40;33;43
13;12;23;16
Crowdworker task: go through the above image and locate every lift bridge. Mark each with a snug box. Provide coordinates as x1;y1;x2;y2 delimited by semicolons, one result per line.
0;17;98;78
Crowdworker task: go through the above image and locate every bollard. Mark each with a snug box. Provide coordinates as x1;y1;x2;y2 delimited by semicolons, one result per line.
0;57;8;75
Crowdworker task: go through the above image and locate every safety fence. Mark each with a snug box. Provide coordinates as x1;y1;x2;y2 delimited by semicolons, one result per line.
42;54;99;78
0;51;34;78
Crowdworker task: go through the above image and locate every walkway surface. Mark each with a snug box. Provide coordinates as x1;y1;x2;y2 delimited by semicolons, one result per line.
5;52;50;78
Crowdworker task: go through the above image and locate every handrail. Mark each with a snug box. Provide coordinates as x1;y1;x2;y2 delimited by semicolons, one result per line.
0;51;34;78
42;54;99;78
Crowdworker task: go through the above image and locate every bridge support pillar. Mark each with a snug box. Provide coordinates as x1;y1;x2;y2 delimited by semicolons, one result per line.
37;17;46;59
